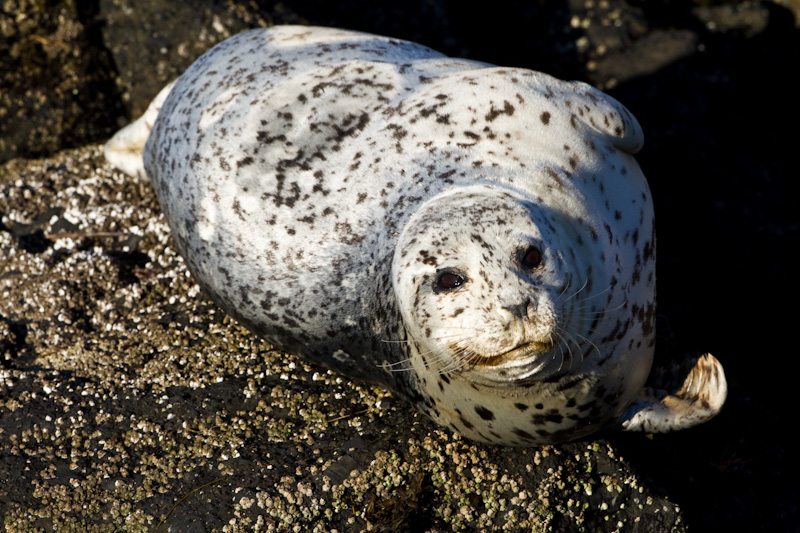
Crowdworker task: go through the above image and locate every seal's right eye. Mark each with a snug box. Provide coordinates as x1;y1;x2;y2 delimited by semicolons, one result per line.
435;271;466;291
522;246;543;269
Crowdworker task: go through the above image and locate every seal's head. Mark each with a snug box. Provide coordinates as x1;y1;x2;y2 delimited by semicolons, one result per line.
392;185;627;444
393;185;581;383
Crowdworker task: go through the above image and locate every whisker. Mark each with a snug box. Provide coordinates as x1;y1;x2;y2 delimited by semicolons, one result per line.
554;332;574;372
438;346;476;375
570;298;628;316
558;325;602;361
381;328;489;373
554;329;580;366
559;277;587;300
573;286;612;304
557;280;617;315
381;301;620;378
382;358;415;371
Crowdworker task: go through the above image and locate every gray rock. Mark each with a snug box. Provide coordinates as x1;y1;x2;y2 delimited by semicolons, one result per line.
2;0;799;530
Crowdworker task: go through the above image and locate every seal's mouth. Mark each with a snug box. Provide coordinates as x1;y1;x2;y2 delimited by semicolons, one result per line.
469;340;554;367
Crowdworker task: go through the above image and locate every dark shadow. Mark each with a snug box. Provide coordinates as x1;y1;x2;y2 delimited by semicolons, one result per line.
601;4;800;530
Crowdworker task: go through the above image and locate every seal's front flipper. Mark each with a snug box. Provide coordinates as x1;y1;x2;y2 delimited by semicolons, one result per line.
620;353;727;433
104;80;176;178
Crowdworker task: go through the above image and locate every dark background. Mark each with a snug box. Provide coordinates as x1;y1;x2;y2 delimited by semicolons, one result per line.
2;0;799;530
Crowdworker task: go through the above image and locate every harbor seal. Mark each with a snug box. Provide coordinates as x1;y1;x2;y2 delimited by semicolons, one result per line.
105;25;726;445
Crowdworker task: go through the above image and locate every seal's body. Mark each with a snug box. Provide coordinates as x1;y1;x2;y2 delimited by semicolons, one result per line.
106;26;726;445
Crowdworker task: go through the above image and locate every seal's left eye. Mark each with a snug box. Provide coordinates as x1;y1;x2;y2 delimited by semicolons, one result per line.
522;246;543;268
436;271;466;290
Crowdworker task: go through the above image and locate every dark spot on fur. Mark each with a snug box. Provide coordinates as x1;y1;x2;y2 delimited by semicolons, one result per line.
531;410;564;425
474;406;495;421
512;428;536;441
485;100;515;122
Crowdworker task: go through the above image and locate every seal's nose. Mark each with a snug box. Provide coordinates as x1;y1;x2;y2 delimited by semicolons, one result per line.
502;296;537;319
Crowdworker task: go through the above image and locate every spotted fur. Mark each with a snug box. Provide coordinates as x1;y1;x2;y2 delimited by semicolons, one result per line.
105;26;725;445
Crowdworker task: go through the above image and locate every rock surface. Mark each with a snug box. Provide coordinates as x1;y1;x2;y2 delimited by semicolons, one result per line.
2;0;799;531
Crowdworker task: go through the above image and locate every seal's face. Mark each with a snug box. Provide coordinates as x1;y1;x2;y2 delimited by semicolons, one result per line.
393;186;589;385
393;186;634;444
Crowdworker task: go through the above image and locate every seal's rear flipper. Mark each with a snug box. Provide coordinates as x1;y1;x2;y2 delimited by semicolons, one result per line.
620;353;727;433
104;81;176;178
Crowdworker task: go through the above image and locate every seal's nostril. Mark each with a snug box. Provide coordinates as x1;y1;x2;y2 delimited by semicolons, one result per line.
503;297;535;319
